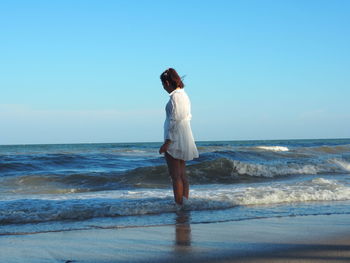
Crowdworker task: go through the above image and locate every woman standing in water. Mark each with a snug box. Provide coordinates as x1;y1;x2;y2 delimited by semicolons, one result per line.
159;68;199;206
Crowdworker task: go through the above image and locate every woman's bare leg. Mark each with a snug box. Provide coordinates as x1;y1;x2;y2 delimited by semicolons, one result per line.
165;153;184;205
180;160;189;199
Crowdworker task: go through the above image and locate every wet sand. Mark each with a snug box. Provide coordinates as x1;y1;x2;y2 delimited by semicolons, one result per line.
0;213;349;262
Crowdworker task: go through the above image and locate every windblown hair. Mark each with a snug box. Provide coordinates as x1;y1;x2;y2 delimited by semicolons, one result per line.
160;68;184;89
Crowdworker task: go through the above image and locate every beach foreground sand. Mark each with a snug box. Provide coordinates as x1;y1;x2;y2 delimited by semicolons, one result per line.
1;213;349;263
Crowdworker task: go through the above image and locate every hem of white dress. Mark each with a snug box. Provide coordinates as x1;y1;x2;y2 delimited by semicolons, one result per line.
166;150;199;161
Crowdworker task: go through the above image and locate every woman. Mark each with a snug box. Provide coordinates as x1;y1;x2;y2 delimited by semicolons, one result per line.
159;68;199;206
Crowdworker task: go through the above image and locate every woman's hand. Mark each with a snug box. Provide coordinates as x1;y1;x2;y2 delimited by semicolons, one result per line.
159;140;171;154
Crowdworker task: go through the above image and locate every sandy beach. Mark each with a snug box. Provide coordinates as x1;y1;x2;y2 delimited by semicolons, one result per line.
1;213;349;263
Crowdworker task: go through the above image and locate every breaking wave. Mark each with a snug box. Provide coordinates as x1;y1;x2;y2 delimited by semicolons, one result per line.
2;157;350;194
254;146;289;152
1;177;349;225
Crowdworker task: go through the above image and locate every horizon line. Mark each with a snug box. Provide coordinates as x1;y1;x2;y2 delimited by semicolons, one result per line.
1;137;350;147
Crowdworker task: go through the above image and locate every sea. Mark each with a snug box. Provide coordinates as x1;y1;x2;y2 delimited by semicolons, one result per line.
1;139;350;235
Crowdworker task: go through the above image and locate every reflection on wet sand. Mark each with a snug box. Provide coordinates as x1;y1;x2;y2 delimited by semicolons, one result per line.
175;210;191;247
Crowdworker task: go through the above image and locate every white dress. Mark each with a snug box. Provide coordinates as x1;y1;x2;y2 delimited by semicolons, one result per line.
164;88;199;161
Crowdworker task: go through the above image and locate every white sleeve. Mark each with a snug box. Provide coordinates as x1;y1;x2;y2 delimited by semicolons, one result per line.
165;94;185;140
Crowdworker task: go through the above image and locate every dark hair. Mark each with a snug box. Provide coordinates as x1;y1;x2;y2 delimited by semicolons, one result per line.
160;68;185;89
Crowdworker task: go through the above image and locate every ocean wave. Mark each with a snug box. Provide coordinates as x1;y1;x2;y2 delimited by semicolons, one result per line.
112;149;148;154
331;159;350;172
31;153;89;163
302;145;350;154
0;172;131;194
0;154;91;173
0;162;37;172
1;178;349;225
254;146;289;152
188;157;346;179
230;160;333;177
2;157;349;194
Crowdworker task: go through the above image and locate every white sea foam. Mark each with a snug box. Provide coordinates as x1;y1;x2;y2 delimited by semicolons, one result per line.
188;158;342;181
228;178;348;205
332;159;350;172
255;146;289;152
185;178;350;210
1;178;350;225
231;160;331;177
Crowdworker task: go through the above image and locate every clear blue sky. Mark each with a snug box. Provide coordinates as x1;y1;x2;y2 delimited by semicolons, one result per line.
1;0;349;144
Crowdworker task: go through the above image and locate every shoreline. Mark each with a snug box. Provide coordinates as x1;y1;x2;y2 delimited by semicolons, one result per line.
1;213;350;262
